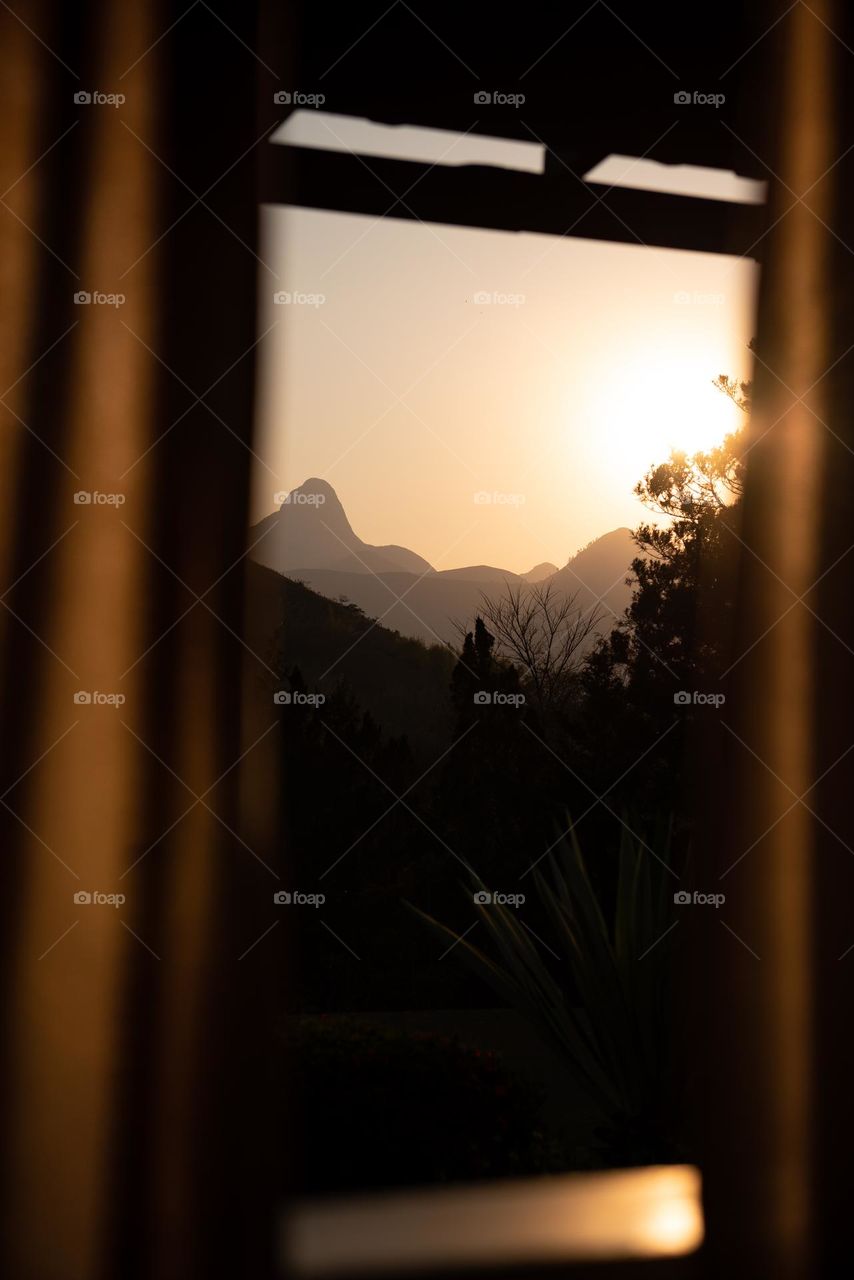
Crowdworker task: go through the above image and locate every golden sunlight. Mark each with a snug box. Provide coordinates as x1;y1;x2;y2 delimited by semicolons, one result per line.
576;344;746;507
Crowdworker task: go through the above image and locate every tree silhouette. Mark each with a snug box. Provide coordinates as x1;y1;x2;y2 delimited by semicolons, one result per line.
578;371;749;817
474;582;602;724
450;616;524;725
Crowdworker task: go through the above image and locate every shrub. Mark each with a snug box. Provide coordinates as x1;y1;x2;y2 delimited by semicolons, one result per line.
282;1017;563;1193
414;822;684;1167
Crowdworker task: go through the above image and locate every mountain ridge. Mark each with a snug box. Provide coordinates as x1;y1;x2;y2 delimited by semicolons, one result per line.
250;480;637;645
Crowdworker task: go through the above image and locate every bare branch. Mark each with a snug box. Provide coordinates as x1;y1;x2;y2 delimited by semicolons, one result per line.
474;582;605;713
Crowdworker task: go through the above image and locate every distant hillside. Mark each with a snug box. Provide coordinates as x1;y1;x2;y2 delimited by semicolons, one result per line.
271;535;637;646
249;481;638;646
265;567;513;648
244;561;456;758
438;565;523;583
548;528;637;627
522;562;560;583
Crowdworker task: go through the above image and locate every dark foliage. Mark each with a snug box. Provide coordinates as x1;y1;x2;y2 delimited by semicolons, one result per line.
282;1018;564;1192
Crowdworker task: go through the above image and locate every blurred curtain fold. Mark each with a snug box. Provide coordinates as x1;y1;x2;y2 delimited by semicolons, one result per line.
697;1;854;1277
0;2;282;1276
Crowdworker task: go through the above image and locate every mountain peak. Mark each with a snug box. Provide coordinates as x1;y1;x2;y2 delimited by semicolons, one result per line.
522;561;560;583
254;479;433;577
566;527;634;566
281;477;340;507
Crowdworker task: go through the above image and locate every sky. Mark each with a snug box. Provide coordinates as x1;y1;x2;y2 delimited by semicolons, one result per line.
252;116;759;574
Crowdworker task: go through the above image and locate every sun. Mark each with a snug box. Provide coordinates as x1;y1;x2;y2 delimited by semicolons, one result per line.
576;347;745;504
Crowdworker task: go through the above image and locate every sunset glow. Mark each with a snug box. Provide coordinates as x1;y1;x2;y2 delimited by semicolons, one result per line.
255;195;756;574
578;345;747;508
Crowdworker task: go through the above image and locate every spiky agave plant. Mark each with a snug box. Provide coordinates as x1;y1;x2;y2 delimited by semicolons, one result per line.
413;821;681;1165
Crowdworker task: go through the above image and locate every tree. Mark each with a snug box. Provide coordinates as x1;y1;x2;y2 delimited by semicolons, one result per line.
602;374;748;691
449;616;526;724
473;582;603;723
577;370;750;816
440;616;556;884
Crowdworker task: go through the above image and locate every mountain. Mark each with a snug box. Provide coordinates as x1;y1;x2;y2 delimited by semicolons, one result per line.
438;564;523;583
249;482;637;646
251;478;434;577
548;529;637;626
522;561;559;583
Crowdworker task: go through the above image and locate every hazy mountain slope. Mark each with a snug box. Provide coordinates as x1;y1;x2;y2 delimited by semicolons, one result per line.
437;565;523;583
545;528;637;625
281;527;636;648
280;568;496;647
244;562;456;756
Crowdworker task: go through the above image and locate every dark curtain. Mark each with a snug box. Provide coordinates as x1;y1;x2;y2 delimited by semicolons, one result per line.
698;1;854;1276
0;2;285;1277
